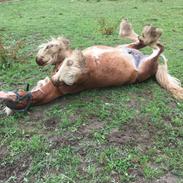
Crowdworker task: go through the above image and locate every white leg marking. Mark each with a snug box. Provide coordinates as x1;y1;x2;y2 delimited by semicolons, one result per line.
31;77;50;92
161;54;168;63
142;46;160;62
3;107;13;116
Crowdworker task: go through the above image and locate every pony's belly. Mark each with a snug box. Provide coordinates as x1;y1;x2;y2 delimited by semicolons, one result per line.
84;46;145;70
117;46;146;68
86;51;138;87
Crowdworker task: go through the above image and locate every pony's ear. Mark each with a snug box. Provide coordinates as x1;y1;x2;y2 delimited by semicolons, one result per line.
62;37;70;47
57;37;70;49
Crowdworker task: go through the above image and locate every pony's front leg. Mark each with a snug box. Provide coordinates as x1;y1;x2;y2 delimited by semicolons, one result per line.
0;78;62;115
119;19;162;50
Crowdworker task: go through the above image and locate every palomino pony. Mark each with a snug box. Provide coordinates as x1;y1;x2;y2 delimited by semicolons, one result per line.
1;19;183;115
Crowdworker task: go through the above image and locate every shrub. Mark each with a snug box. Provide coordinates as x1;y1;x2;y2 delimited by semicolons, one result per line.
0;36;26;69
98;17;117;35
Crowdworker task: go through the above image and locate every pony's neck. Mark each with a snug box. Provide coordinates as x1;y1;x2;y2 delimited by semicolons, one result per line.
57;49;72;61
53;49;73;73
64;49;72;57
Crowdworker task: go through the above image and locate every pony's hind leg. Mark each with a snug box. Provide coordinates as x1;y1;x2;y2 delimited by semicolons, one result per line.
140;26;162;48
137;43;164;82
119;19;162;50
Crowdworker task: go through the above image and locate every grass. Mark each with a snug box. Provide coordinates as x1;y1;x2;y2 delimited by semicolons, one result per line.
0;0;183;182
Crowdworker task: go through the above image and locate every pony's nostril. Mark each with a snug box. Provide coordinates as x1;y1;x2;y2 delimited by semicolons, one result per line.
36;56;45;66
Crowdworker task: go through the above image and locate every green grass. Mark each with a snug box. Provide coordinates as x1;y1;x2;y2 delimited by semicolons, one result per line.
1;0;183;182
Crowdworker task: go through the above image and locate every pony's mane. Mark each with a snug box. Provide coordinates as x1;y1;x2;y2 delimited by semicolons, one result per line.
37;36;70;50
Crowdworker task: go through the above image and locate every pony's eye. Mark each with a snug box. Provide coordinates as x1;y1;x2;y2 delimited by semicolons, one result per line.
46;45;54;49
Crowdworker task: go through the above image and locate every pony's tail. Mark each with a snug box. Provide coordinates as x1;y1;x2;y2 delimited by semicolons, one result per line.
156;55;183;100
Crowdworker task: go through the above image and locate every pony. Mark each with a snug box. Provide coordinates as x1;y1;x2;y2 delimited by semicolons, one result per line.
1;19;183;116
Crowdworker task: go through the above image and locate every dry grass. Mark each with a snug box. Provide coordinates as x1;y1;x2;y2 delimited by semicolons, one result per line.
0;36;26;69
98;17;117;35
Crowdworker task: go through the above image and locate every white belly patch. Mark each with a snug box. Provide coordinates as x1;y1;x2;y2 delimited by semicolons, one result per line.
83;47;113;60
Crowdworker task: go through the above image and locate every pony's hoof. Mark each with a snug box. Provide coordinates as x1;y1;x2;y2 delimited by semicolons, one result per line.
119;19;133;37
140;26;162;46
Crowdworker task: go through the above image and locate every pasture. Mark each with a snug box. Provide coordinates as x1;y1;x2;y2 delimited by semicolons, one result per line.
0;0;183;182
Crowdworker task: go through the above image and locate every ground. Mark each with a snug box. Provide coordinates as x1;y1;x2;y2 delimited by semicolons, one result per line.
0;0;183;182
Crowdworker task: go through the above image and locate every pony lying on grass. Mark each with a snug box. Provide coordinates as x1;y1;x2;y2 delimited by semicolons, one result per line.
0;19;183;116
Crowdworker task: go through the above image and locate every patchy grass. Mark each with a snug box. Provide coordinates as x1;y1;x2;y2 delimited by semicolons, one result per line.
0;0;183;182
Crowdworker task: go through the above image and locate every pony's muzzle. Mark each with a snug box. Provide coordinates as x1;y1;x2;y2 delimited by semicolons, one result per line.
36;56;45;66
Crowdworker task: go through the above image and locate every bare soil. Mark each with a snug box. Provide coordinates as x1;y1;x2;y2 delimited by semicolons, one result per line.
0;153;32;183
0;0;9;2
0;145;8;161
108;115;155;148
79;120;104;136
43;117;59;130
153;173;178;183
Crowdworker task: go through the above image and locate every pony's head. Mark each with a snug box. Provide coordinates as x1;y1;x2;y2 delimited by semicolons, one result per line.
36;37;70;66
52;50;86;86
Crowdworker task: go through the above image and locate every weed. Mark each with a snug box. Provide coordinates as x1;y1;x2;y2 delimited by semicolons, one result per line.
98;17;117;35
0;36;26;69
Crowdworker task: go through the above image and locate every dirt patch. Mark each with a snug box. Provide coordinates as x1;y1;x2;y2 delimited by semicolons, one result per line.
108;115;155;149
143;89;154;100
48;116;105;154
77;162;88;176
0;82;5;86
48;136;70;147
0;145;8;160
153;173;178;183
48;135;78;148
108;129;134;145
0;153;32;182
68;113;79;123
57;97;71;105
161;114;172;125
29;109;45;121
79;117;104;136
0;0;8;2
43;117;58;130
128;98;139;108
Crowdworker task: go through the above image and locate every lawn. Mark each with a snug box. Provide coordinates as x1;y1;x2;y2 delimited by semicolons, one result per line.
0;0;183;182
